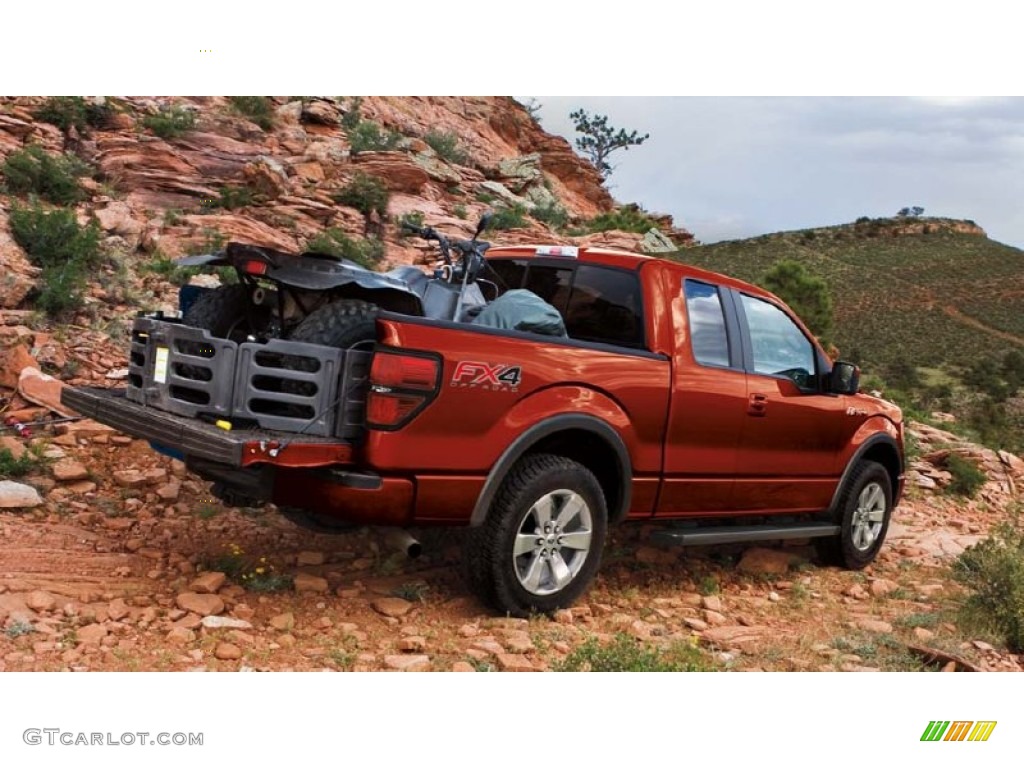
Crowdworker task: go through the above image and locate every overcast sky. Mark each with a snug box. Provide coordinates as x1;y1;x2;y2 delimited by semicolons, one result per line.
530;97;1024;248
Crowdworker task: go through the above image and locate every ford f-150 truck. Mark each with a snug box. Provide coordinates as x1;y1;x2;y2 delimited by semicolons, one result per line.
63;241;905;616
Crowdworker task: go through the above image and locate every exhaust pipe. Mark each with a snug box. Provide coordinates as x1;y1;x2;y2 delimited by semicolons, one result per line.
381;528;422;559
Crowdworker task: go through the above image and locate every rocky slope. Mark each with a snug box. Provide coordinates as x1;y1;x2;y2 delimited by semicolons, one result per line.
0;96;694;312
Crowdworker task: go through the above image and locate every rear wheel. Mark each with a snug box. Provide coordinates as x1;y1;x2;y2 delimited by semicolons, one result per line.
816;460;893;569
462;454;607;617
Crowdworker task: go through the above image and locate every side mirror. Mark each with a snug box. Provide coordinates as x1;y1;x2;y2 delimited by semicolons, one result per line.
829;361;860;395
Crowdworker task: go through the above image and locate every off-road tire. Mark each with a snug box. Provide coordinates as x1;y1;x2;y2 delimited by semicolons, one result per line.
288;299;379;349
182;284;254;339
815;460;893;569
462;454;607;617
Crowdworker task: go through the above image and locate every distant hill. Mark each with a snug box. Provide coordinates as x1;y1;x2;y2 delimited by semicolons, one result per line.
674;217;1024;372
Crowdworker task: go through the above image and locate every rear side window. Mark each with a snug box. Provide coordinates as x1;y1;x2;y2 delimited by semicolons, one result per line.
684;279;730;367
563;265;644;347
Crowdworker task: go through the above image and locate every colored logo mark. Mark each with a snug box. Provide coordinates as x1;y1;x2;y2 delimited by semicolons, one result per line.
921;721;997;742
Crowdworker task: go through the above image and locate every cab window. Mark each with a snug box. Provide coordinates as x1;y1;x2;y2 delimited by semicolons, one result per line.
739;293;816;387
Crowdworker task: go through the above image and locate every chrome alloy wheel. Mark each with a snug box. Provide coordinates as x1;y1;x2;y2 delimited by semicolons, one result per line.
851;481;886;551
512;489;594;596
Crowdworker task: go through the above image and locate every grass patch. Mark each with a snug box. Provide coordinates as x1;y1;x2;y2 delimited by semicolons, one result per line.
555;633;711;672
584;204;659;234
141;254;202;287
201;185;258;211
2;145;90;205
531;200;569;229
333;173;389;218
423;130;468;165
895;612;942;629
390;582;429;603
142;105;197;139
698;574;720;596
228;96;274;130
453;203;468;219
0;446;47;479
488;203;529;231
953;517;1024;651
306;229;384;269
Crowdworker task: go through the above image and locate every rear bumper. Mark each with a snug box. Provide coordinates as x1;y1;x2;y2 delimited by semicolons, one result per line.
61;386;353;468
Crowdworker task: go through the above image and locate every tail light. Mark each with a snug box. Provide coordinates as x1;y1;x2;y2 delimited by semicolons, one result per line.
366;350;441;430
243;259;268;276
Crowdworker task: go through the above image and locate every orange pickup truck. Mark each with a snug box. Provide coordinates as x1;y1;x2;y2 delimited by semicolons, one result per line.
64;240;905;616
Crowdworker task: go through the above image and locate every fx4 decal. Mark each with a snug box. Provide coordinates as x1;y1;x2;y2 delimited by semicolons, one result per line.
451;361;522;391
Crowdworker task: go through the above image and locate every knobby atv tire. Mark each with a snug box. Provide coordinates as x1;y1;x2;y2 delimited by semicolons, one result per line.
815;459;893;569
182;284;254;338
288;299;379;349
462;454;607;617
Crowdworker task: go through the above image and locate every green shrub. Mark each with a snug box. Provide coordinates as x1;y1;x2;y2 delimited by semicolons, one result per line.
141;254;201;286
36;260;89;316
334;173;390;218
453;203;468;219
204;185;257;211
8;203;101;268
34;96;113;132
306;229;384;269
953;517;1024;651
8;203;102;317
586;204;659;234
340;96;363;131
474;190;496;204
347;120;402;155
397;211;425;236
228;96;274;130
142;105;197;139
0;446;45;478
531;200;569;229
488;203;529;230
1;145;89;205
555;633;710;672
423;130;468;164
945;453;987;498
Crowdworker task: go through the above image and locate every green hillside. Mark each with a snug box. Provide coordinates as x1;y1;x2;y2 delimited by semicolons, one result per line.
673;217;1024;371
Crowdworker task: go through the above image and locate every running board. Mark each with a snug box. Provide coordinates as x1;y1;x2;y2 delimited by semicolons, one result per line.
649;523;839;547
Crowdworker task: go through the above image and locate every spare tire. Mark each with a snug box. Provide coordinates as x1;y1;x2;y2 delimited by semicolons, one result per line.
288;299;379;349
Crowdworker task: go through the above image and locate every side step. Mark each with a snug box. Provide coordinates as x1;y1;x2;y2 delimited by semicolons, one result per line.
649;523;839;547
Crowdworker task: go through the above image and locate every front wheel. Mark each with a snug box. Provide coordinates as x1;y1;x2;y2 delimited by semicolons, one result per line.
816;460;893;569
462;454;607;617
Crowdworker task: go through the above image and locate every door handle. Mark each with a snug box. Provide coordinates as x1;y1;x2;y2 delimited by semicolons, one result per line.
747;393;768;416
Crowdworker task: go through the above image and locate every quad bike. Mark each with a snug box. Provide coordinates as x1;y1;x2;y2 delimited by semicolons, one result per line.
167;214;496;528
174;213;496;351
